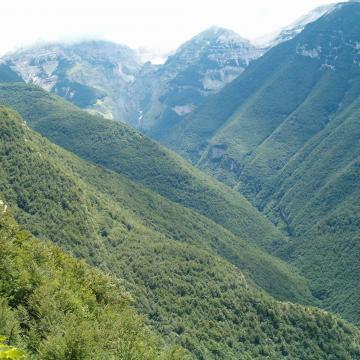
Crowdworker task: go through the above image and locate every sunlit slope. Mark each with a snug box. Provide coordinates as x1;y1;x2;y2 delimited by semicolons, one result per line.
0;212;186;359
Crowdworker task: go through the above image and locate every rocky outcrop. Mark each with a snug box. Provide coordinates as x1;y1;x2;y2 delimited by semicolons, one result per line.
129;27;262;136
2;29;262;134
3;41;142;120
203;144;243;178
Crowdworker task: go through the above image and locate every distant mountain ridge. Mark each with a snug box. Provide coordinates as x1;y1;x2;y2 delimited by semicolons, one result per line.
2;27;261;128
2;40;142;120
1;4;337;133
127;27;262;136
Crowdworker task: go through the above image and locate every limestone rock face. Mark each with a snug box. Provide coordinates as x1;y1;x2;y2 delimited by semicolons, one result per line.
3;28;261;137
3;41;142;120
127;27;262;137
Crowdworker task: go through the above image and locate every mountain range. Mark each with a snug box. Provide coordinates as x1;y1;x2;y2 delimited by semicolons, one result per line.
1;1;360;359
1;4;337;136
1;83;360;359
2;41;142;120
2;28;261;128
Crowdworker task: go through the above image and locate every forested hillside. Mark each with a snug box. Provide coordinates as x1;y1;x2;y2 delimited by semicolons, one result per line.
2;1;360;359
155;1;360;325
0;212;186;359
0;82;286;252
0;105;308;358
2;105;360;358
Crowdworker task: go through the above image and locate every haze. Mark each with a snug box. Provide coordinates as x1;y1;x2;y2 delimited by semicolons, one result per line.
1;0;336;55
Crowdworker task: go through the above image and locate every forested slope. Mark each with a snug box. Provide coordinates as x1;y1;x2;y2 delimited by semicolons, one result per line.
2;106;360;358
155;2;360;325
0;212;186;359
0;82;285;252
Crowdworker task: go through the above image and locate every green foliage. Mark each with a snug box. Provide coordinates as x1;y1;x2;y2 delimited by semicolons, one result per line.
158;2;360;326
0;213;186;359
0;337;25;360
1;212;360;360
0;82;286;252
1;103;360;358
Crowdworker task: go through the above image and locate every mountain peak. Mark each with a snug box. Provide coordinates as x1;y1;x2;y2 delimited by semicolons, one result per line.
171;26;257;64
187;26;250;46
253;3;338;48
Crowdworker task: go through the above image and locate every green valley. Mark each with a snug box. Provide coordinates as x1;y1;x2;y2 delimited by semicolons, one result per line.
0;82;286;252
2;103;359;358
1;1;360;358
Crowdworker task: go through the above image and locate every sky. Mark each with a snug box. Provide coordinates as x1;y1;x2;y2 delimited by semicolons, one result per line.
0;0;337;56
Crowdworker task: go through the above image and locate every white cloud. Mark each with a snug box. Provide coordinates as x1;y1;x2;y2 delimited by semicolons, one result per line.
0;0;336;55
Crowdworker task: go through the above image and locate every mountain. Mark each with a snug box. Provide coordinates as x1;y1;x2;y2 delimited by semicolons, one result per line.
127;27;262;138
0;82;318;306
3;28;261;138
0;82;287;253
1;105;360;359
159;1;360;325
0;103;310;357
0;212;185;359
254;3;336;48
2;40;142;120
